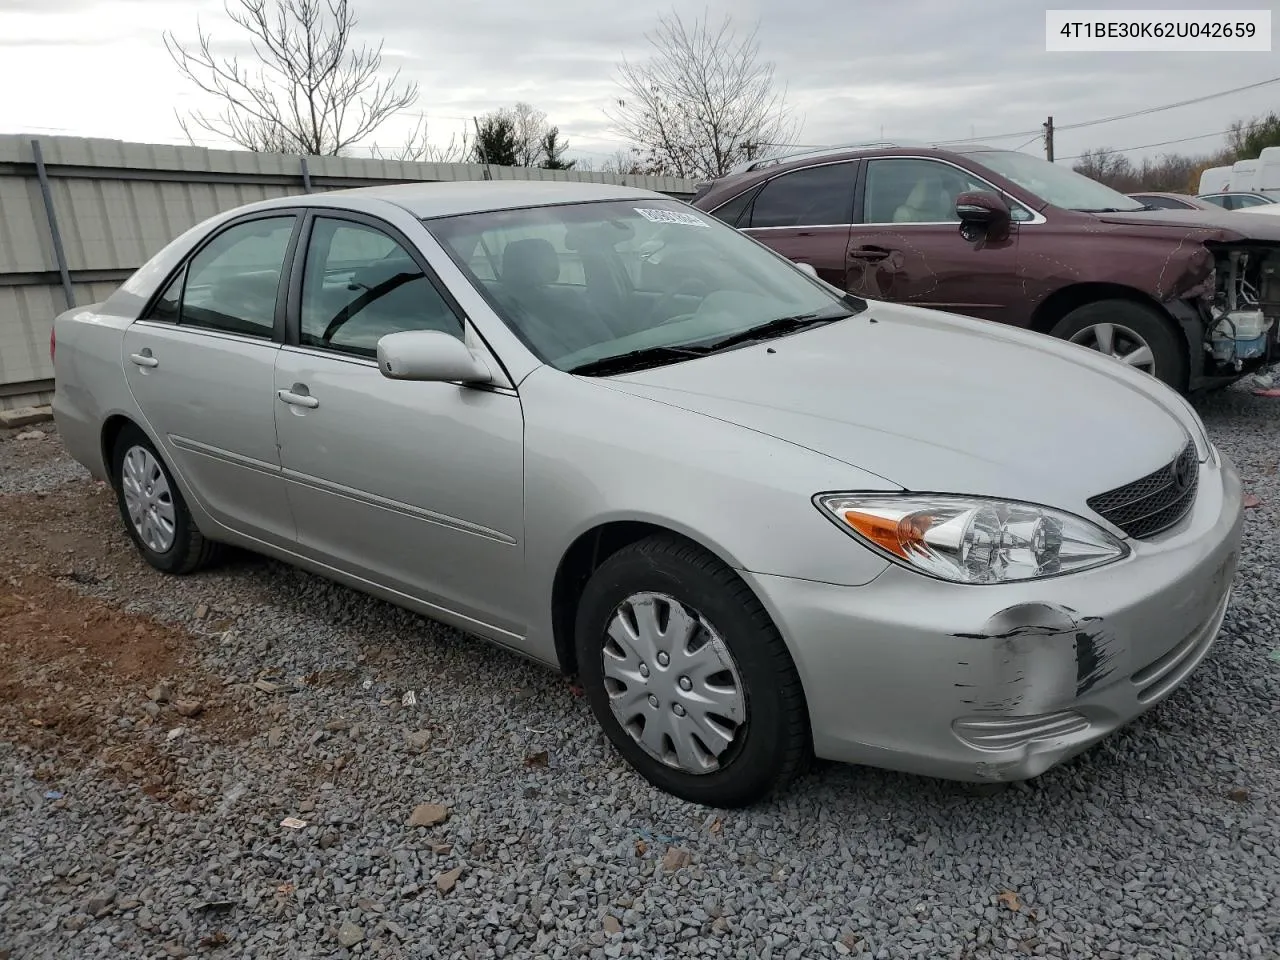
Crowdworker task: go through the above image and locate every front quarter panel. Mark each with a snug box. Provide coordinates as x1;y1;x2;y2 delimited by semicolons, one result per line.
520;366;899;658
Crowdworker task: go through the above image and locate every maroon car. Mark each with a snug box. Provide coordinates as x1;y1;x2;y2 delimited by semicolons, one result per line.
691;144;1280;393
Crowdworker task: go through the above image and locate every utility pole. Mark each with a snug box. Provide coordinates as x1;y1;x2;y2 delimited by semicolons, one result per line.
473;116;493;180
1043;116;1055;162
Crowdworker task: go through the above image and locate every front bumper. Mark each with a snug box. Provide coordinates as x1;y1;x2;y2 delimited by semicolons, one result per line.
744;453;1244;782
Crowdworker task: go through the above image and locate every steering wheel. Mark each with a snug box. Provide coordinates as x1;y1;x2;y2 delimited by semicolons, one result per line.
648;276;711;326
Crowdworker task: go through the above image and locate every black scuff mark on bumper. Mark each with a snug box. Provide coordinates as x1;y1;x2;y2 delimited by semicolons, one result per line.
951;603;1118;711
1073;626;1119;695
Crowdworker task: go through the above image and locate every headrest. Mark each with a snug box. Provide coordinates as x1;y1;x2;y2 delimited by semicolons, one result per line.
501;238;559;286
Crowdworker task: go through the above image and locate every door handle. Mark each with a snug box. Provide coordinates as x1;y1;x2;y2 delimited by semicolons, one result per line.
129;352;159;368
277;390;319;409
848;246;891;262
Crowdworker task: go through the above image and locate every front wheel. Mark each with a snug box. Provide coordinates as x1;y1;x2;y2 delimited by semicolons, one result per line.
574;535;810;807
1049;299;1187;391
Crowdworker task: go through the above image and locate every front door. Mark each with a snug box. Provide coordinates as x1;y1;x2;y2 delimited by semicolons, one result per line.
846;157;1025;323
121;213;299;546
273;213;526;637
737;160;857;289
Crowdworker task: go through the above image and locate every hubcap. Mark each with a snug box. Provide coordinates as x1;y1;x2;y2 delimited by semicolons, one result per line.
1068;322;1156;375
120;445;176;553
601;592;746;775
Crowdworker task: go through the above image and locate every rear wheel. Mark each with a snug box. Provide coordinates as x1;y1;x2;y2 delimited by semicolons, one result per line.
110;424;221;575
574;535;810;807
1049;299;1186;391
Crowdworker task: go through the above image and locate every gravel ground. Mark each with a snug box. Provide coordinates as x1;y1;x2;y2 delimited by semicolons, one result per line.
1;387;1278;960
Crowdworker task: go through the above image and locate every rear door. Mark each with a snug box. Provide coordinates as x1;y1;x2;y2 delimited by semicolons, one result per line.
121;212;300;547
735;161;858;289
846;157;1026;323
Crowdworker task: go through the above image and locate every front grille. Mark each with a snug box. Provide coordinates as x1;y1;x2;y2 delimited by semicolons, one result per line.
1087;440;1198;539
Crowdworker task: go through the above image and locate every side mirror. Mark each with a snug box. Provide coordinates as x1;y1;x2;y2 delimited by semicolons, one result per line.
955;190;1012;241
794;262;819;278
376;329;493;384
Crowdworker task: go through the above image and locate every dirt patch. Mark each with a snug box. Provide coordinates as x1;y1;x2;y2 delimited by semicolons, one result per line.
0;477;255;808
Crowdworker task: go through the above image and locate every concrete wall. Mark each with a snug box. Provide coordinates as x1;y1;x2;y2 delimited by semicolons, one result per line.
0;134;698;409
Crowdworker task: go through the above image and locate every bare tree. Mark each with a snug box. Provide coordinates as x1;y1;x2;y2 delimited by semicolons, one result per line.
508;102;550;167
1072;147;1136;190
607;11;799;179
469;102;565;167
164;0;418;156
598;147;649;176
369;114;472;163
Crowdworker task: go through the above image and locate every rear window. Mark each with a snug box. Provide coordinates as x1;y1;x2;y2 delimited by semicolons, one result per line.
746;163;856;228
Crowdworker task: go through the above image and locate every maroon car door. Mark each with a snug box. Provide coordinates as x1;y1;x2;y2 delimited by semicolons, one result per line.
737;160;857;288
846;157;1027;324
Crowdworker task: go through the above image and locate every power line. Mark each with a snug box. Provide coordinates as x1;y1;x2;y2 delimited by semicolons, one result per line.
1056;119;1272;162
933;74;1280;145
755;74;1280;158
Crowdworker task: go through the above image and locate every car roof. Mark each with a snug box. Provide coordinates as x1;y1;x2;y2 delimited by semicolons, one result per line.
707;143;1018;189
270;179;670;219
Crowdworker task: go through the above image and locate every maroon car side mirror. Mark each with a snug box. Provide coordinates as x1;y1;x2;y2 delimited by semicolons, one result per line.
956;190;1012;242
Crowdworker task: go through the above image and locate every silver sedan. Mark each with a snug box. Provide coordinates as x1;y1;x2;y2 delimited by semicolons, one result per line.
52;181;1243;807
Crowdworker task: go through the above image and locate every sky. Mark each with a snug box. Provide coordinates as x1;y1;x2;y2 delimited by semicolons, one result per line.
0;0;1277;171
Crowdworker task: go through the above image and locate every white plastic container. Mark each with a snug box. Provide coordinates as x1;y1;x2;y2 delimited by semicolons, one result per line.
1211;309;1273;361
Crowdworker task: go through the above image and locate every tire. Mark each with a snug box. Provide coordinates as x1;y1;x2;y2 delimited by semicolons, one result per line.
1049;299;1187;391
574;534;810;807
110;423;221;575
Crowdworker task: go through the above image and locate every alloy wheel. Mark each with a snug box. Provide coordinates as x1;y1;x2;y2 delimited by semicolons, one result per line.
1068;321;1157;375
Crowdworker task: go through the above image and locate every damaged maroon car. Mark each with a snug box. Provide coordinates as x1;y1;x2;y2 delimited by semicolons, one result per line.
691;144;1280;393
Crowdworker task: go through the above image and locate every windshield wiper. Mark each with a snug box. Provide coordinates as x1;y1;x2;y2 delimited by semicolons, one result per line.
700;309;854;352
1071;207;1141;213
566;345;708;377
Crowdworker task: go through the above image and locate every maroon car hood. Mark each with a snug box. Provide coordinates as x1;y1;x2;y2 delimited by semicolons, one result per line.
1092;208;1280;241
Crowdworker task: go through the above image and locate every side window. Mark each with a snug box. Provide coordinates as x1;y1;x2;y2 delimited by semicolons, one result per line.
863;159;1031;224
709;187;757;227
1234;195;1268;209
746;163;856;228
180;216;296;337
300;217;463;358
145;266;186;323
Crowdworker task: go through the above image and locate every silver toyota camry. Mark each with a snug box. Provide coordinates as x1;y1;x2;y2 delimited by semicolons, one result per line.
51;181;1243;807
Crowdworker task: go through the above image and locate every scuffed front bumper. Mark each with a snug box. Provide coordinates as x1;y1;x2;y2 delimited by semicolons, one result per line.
743;452;1244;783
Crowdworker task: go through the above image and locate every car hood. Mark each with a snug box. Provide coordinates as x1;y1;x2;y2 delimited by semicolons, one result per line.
1091;207;1280;241
598;303;1193;515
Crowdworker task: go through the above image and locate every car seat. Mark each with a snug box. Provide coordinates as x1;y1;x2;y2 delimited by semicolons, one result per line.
498;238;617;358
893;174;954;223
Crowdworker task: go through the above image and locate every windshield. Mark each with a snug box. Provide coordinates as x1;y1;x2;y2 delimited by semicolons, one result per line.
972;150;1147;213
425;199;858;372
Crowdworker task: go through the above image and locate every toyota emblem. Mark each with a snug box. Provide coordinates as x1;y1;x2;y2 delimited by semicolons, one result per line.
1171;455;1193;493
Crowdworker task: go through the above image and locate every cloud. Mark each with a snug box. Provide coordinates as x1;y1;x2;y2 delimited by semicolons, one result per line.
0;0;1275;167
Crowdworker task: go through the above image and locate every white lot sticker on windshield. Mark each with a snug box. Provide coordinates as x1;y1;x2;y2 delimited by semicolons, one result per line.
634;207;711;227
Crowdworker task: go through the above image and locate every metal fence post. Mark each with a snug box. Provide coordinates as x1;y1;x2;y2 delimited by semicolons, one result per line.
31;139;75;310
300;156;312;193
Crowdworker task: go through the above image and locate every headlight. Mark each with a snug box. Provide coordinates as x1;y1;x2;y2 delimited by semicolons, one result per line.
815;494;1129;584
